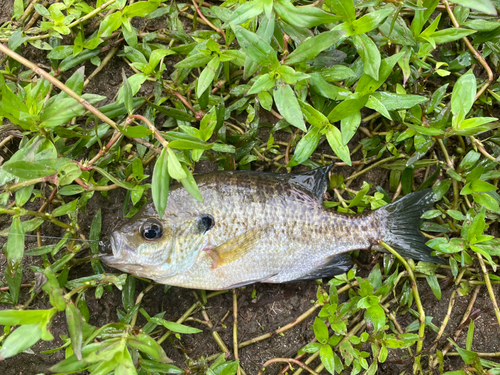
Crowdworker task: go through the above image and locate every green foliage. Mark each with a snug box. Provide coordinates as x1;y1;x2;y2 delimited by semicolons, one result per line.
1;0;500;373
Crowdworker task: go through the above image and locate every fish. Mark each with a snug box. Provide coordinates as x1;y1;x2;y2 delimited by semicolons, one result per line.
102;166;445;290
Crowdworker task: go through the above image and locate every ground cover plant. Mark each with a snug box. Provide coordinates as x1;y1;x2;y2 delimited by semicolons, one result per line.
0;0;500;374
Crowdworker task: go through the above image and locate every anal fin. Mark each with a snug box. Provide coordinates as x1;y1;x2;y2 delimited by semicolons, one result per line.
289;253;353;282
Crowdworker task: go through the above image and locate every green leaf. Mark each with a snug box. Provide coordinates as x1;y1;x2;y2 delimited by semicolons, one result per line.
457;117;497;129
87;210;101;256
313;317;329;343
51;199;78;217
426;274;442;300
197;55;220;97
2;160;56;179
174;53;212;69
366;95;391;120
168;140;212;150
122;70;134;115
371;92;428;111
57;163;82;186
356;52;403;95
166;148;187;180
466;207;485;243
299;100;330;129
450;0;497;15
0;310;50;326
309;73;343;100
6;216;25;271
5;266;23;305
231;24;279;69
353;34;381;80
149;49;175;71
470;180;497;192
179;164;203;203
120;125;153;138
123;0;161;17
341;111;361;145
319;344;337;374
247;73;276;95
129;333;171;363
151;318;203;334
117;74;148;104
0;324;42;360
98;12;123;38
140;359;183;373
326;126;351;165
273;82;306;131
66;301;83;360
274;0;340;28
258;91;273;110
464;322;475;354
122;276;136;313
94;167;137;190
327;0;356;24
152;149;170;219
148;103;196;122
277;65;309;85
285;30;345;65
451;70;476;124
59;49;101;72
41;95;105;128
431;28;476;43
320;65;356;82
227;0;264;25
58;185;85;196
288;126;322;166
13;0;24;20
350;8;393;35
328;95;368;123
61;67;85;97
365;304;386;332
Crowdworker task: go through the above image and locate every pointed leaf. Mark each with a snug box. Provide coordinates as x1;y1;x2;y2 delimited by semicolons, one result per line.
152;149;170;219
326;126;351;165
273;82;306;131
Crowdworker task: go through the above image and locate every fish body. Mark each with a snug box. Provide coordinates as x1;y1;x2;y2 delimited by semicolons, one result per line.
103;166;444;290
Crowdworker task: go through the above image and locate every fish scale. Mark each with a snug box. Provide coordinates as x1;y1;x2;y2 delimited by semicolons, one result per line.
102;166;445;290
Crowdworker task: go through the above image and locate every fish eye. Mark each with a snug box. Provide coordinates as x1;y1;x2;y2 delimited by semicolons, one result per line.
197;214;215;234
141;219;163;241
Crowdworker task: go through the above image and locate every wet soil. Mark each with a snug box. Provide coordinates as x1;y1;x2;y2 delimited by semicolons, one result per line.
1;5;500;375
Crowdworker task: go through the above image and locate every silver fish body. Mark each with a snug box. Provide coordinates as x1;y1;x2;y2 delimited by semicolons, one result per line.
103;166;443;290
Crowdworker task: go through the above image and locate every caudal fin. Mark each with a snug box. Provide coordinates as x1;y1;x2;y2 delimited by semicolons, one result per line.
377;189;446;264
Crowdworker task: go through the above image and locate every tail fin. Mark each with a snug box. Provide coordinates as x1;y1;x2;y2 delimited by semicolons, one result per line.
377;189;446;264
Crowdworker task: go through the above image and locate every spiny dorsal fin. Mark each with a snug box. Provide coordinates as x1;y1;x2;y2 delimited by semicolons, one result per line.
287;164;333;204
208;225;273;268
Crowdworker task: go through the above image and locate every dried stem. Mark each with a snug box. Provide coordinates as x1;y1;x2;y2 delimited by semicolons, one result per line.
258;358;320;375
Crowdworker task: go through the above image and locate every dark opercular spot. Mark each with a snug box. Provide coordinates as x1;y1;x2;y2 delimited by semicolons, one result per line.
197;214;215;234
141;219;163;241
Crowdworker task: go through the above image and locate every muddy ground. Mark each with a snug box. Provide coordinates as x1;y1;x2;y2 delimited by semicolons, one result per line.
1;3;500;375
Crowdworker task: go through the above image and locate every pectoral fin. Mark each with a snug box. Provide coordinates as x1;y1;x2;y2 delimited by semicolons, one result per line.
208;225;272;268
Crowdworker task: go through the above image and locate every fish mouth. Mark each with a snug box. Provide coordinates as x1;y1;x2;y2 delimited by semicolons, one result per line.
101;234;134;265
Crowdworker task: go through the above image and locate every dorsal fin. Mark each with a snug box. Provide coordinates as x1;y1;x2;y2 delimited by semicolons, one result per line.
197;164;334;205
287;164;333;204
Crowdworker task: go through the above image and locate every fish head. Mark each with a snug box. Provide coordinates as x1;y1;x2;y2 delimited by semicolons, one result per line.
102;205;215;279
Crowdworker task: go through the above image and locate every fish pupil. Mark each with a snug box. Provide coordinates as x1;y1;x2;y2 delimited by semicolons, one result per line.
141;219;163;241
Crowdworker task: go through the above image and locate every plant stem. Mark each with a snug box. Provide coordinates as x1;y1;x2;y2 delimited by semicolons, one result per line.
379;240;425;373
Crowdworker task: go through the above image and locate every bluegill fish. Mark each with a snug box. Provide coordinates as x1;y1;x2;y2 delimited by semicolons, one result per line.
102;166;445;290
